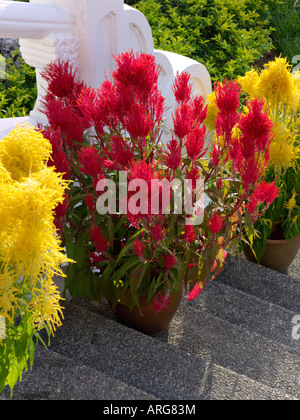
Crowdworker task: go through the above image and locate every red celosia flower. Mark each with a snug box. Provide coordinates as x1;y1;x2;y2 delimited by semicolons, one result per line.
153;291;172;314
164;139;182;171
173;103;192;139
186;126;207;161
173;72;192;104
42;98;87;148
78;146;103;177
112;50;160;100
186;164;201;191
253;180;279;205
85;192;96;214
108;136;134;168
88;223;110;254
240;156;264;191
41;60;85;102
215;78;241;115
208;211;224;235
164;252;177;271
215;79;241;142
191;96;208;126
124;103;153;140
54;195;70;232
183;225;196;244
210;144;222;167
151;224;164;242
247;196;258;217
133;237;146;260
238;99;273;157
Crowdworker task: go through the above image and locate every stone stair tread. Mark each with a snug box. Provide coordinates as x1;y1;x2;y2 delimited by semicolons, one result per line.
43;301;298;400
164;303;300;399
189;280;300;351
0;345;156;401
216;255;300;313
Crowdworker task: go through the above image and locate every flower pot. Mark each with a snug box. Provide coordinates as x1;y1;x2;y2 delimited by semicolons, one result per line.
244;235;300;273
114;286;183;336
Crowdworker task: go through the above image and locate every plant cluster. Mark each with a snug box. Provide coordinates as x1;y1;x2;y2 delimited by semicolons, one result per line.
238;57;300;261
40;51;278;310
0;124;70;395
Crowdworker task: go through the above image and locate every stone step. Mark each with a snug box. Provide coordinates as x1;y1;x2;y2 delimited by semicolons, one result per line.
39;301;296;400
188;280;300;351
163;303;300;399
0;345;157;401
215;255;300;313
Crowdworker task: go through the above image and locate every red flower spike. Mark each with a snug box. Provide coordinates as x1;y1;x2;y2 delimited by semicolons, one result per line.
88;223;110;254
133;237;146;260
208;211;224;235
153;291;172;314
183;225;196;244
173;72;192;104
238;99;273;157
41;60;85;102
164;252;177;271
215;78;241;115
173;104;192;139
112;51;160;100
78;146;103;177
164;139;182;171
108;136;134;169
253;180;279;206
186;126;207;161
191;96;208;126
151;224;164;243
124;103;153;140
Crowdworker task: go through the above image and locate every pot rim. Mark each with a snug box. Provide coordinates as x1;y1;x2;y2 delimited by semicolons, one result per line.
266;234;300;246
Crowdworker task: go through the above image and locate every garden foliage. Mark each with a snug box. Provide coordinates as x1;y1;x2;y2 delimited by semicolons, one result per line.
125;0;281;81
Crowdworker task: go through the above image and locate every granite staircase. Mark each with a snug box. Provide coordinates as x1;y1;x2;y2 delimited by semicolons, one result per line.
1;253;300;401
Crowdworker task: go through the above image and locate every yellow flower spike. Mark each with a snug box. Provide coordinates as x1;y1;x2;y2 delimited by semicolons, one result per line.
0;123;52;181
0;123;71;347
268;123;299;174
257;57;295;112
284;190;298;212
205;92;218;131
238;68;260;98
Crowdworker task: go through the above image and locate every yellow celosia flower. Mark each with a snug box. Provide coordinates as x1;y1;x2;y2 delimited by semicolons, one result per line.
238;68;260;98
0;123;52;181
205;92;218;131
31;279;65;336
257;58;295;111
267;123;299;174
0;124;72;340
284;189;298;212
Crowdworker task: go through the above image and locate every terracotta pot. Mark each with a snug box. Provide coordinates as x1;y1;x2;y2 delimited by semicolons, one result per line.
244;235;300;273
114;286;183;336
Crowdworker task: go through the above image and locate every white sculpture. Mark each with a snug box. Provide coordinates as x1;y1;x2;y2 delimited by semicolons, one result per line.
0;0;212;136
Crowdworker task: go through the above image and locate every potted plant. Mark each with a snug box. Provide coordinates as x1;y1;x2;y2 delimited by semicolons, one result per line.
238;57;300;272
39;51;278;336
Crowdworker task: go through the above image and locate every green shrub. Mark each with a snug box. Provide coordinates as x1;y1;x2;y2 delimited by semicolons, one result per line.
0;49;37;118
126;0;280;81
267;0;300;64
